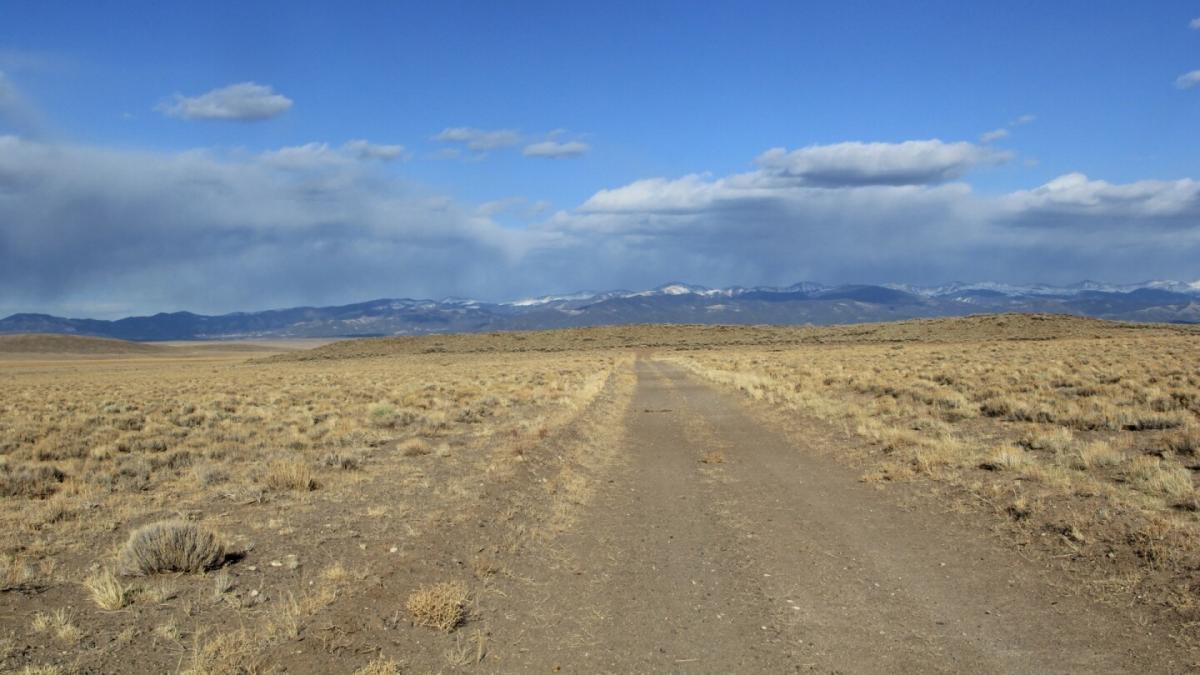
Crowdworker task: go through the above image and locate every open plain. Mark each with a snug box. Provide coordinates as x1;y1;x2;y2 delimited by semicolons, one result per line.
2;315;1200;673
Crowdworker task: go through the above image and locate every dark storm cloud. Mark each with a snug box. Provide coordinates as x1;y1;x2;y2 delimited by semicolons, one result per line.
0;136;535;315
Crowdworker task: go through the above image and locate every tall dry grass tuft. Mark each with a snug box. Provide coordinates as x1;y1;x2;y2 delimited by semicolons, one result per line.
84;567;129;610
263;460;317;491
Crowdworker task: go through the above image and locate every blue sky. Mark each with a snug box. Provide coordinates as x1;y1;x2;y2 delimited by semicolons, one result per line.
1;1;1199;316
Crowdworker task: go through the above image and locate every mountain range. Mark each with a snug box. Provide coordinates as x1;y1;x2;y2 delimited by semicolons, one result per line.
4;280;1200;341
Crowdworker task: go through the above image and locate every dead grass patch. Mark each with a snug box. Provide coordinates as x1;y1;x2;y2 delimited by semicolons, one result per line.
406;581;469;632
263;460;317;491
83;567;129;610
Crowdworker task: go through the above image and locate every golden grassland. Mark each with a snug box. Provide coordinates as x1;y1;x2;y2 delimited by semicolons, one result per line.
2;314;1200;672
0;342;623;673
661;329;1200;616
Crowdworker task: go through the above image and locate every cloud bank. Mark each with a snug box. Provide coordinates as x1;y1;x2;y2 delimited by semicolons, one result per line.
158;82;294;121
1;133;1199;317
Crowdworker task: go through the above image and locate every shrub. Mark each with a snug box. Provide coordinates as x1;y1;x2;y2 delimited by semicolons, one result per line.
0;463;65;498
1165;427;1200;456
406;581;468;632
118;520;225;576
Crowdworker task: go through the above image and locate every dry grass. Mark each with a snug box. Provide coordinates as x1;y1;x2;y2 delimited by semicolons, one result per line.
262;460;317;491
406;581;469;632
83;567;128;610
117;520;225;576
0;336;623;672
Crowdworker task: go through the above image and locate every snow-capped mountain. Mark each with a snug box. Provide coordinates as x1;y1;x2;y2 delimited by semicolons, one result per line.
3;280;1198;340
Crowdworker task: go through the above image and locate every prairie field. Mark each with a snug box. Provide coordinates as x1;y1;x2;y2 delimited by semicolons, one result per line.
2;314;1200;673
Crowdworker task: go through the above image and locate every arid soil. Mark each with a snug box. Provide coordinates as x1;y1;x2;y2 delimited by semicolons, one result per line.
403;360;1196;673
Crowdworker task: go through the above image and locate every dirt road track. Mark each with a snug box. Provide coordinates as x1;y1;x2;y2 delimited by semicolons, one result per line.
487;359;1195;673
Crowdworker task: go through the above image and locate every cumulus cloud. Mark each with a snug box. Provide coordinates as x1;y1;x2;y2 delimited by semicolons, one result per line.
553;145;1200;291
433;127;520;151
523;139;590;158
1001;173;1200;222
1176;70;1200;90
157;82;293;121
753;140;1010;187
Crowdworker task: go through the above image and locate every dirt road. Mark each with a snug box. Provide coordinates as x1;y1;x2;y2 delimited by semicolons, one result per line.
483;359;1194;673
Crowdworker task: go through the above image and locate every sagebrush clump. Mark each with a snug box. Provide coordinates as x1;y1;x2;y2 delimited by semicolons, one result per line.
118;520;225;576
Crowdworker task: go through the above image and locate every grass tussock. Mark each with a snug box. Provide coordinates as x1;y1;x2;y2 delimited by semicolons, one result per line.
182;628;264;675
84;567;129;610
980;445;1028;471
406;581;469;632
263;460;317;491
117;520;225;576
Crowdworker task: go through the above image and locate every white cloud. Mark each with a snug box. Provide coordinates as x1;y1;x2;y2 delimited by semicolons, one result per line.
433;127;520;151
1002;173;1200;220
980;128;1009;143
753;139;1009;187
523;140;590;158
1012;114;1036;125
343;139;408;161
258;140;408;170
553;146;1200;290
1191;17;1200;29
157;82;293;121
1176;70;1200;90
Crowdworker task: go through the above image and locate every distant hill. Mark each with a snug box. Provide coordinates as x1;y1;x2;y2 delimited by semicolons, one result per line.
4;280;1200;341
266;313;1199;361
0;333;169;355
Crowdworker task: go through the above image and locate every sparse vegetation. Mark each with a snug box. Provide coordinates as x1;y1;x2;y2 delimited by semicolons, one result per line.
0;333;621;672
2;316;1198;672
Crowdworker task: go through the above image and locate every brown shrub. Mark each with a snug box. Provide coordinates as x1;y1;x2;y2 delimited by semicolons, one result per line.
406;581;469;632
0;463;65;498
118;520;225;576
